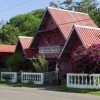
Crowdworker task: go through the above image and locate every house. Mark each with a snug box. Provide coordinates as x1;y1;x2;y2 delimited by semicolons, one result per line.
0;44;15;71
58;25;100;78
30;7;97;71
15;36;35;71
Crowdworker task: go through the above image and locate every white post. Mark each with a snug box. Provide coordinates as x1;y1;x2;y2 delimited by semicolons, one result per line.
41;73;44;84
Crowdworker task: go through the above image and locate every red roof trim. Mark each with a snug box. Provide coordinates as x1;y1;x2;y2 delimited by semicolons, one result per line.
0;45;16;53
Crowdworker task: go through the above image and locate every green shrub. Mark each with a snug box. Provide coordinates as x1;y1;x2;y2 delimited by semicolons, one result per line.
31;54;48;72
5;52;27;72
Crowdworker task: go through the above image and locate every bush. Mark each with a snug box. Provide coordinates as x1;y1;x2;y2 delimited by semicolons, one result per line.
5;52;27;71
71;44;100;73
31;54;48;72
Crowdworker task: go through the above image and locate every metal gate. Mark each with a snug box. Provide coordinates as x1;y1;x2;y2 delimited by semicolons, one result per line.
44;71;58;85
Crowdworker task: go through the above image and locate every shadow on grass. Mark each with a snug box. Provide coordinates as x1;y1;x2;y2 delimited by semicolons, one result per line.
38;85;100;96
0;82;43;88
56;86;100;95
0;82;100;96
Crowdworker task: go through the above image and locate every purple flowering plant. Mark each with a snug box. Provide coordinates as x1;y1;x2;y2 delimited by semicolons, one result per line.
71;44;100;73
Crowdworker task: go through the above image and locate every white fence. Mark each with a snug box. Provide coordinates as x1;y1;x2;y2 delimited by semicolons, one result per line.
21;72;44;85
1;72;17;83
67;73;100;89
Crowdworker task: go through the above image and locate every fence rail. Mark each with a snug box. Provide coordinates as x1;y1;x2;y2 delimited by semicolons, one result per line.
1;72;17;83
67;73;100;89
21;72;44;85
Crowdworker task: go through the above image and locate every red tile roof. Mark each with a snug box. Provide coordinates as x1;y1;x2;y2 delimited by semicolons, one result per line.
48;7;98;38
59;25;100;58
0;45;15;53
19;36;33;49
74;25;100;47
18;36;35;58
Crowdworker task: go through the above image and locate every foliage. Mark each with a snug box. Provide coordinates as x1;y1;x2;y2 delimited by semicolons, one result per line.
0;24;20;44
58;86;100;96
9;13;40;36
0;82;43;88
32;9;45;18
5;52;27;71
0;20;6;28
74;0;98;13
89;9;100;27
71;44;100;73
31;54;48;72
49;0;73;10
0;9;44;44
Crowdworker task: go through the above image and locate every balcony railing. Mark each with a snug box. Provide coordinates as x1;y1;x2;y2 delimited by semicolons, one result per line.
39;46;63;54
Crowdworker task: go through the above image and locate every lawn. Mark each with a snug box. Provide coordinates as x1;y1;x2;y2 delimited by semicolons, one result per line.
58;86;100;96
0;82;43;88
0;82;100;96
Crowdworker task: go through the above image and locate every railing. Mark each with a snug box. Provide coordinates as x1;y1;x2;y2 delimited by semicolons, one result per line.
1;72;17;83
67;73;100;89
21;72;44;85
39;46;62;54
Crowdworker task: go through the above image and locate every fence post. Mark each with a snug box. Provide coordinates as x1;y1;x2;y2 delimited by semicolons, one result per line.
67;73;69;87
41;73;44;84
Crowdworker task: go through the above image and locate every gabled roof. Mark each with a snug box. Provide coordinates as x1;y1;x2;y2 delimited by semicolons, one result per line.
31;7;98;47
47;7;97;38
16;36;35;58
59;25;100;58
74;25;100;47
0;45;15;53
19;36;33;49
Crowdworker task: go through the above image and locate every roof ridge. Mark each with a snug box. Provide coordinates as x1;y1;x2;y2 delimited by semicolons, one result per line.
47;7;88;15
74;25;100;30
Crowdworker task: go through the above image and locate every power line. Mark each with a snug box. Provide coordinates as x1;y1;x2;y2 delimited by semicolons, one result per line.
0;0;33;13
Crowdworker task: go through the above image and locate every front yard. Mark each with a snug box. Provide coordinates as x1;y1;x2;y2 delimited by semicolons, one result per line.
58;86;100;96
0;82;43;88
0;82;100;96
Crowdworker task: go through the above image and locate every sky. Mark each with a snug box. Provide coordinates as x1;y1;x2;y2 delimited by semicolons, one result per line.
0;0;100;21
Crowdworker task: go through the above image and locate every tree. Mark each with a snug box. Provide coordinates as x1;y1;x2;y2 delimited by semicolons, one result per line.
0;24;20;44
0;20;6;28
5;52;28;71
49;0;73;10
32;9;45;18
89;9;100;27
31;54;48;72
71;44;100;73
9;13;41;36
0;9;44;44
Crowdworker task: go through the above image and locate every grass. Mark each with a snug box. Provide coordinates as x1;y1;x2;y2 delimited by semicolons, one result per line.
0;82;44;88
0;82;100;96
58;85;100;96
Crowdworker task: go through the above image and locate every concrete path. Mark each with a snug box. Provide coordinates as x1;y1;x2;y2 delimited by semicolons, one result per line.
0;87;100;100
